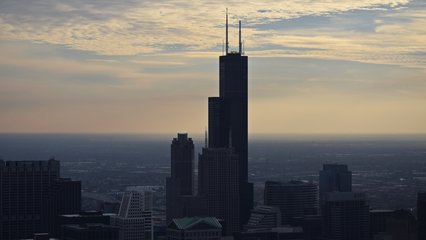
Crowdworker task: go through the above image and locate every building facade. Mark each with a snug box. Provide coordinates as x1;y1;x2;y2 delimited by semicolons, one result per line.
0;159;81;240
264;180;318;225
319;164;352;204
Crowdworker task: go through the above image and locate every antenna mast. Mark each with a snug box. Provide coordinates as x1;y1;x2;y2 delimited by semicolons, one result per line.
239;20;242;54
226;8;229;55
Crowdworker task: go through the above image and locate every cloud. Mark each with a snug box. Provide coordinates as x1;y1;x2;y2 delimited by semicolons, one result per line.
2;0;424;69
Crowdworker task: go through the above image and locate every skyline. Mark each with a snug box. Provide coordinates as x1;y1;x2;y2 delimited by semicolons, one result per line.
1;0;426;134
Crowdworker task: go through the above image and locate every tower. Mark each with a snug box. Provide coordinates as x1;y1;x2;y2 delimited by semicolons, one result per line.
206;9;253;227
319;164;352;204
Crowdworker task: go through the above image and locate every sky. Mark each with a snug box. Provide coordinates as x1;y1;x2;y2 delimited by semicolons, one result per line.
0;0;425;134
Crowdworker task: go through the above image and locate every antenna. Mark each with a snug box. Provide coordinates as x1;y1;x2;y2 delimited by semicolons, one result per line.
239;20;242;54
226;8;229;55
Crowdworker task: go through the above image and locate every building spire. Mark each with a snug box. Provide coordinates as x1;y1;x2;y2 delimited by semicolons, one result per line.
226;8;229;55
239;20;242;54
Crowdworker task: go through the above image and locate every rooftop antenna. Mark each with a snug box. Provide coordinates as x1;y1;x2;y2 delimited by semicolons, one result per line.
226;8;229;55
239;20;242;54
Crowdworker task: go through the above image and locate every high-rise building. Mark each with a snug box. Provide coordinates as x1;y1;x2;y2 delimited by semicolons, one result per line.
418;192;426;240
166;133;196;223
245;205;281;230
0;159;81;240
264;181;318;225
322;192;369;240
319;164;352;204
111;191;153;240
61;224;119;240
198;148;240;235
206;10;253;227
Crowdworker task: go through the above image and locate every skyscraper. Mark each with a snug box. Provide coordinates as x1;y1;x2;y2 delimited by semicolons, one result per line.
166;133;195;222
0;159;81;240
198;148;240;235
207;10;253;227
319;164;352;204
264;180;318;225
322;192;369;240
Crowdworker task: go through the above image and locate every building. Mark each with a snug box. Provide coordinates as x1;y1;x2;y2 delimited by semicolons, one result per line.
61;223;119;240
322;192;369;240
418;192;426;240
245;205;281;230
0;159;81;240
166;133;195;223
319;164;352;204
264;180;318;225
166;217;222;240
198;147;240;235
370;210;394;238
111;191;153;240
56;211;114;236
207;11;253;226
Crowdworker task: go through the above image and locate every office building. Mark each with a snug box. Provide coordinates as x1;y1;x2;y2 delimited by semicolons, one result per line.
322;192;369;240
206;11;253;226
111;191;153;240
0;159;81;240
319;164;352;204
166;217;222;240
166;133;195;223
245;205;281;230
198;147;240;235
264;180;318;225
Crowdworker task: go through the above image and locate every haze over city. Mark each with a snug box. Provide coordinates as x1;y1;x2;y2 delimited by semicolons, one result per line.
1;0;425;134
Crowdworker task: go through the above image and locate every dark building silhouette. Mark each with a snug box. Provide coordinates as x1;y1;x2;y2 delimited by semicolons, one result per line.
206;10;253;227
418;192;426;240
166;217;223;240
61;224;119;240
322;192;369;240
319;164;352;204
198;148;240;235
264;180;318;225
166;133;195;222
57;211;113;237
0;159;81;240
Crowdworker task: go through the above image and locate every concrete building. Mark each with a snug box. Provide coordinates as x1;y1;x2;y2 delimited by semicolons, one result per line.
111;191;153;240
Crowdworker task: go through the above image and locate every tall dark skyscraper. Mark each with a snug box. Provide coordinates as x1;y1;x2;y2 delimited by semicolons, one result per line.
207;10;253;227
0;159;81;240
166;133;195;222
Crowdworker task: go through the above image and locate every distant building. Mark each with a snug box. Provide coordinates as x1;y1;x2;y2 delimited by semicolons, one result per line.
264;180;318;225
166;133;195;223
198;147;240;235
245;205;281;230
418;192;426;240
322;192;369;240
386;209;417;240
61;223;119;240
319;164;352;204
166;217;222;240
370;210;394;238
111;191;153;240
0;159;81;240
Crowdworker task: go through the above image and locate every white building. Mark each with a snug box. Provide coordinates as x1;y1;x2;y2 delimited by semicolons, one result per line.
111;190;153;240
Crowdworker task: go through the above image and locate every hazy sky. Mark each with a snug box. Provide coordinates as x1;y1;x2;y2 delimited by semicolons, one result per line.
1;0;425;134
